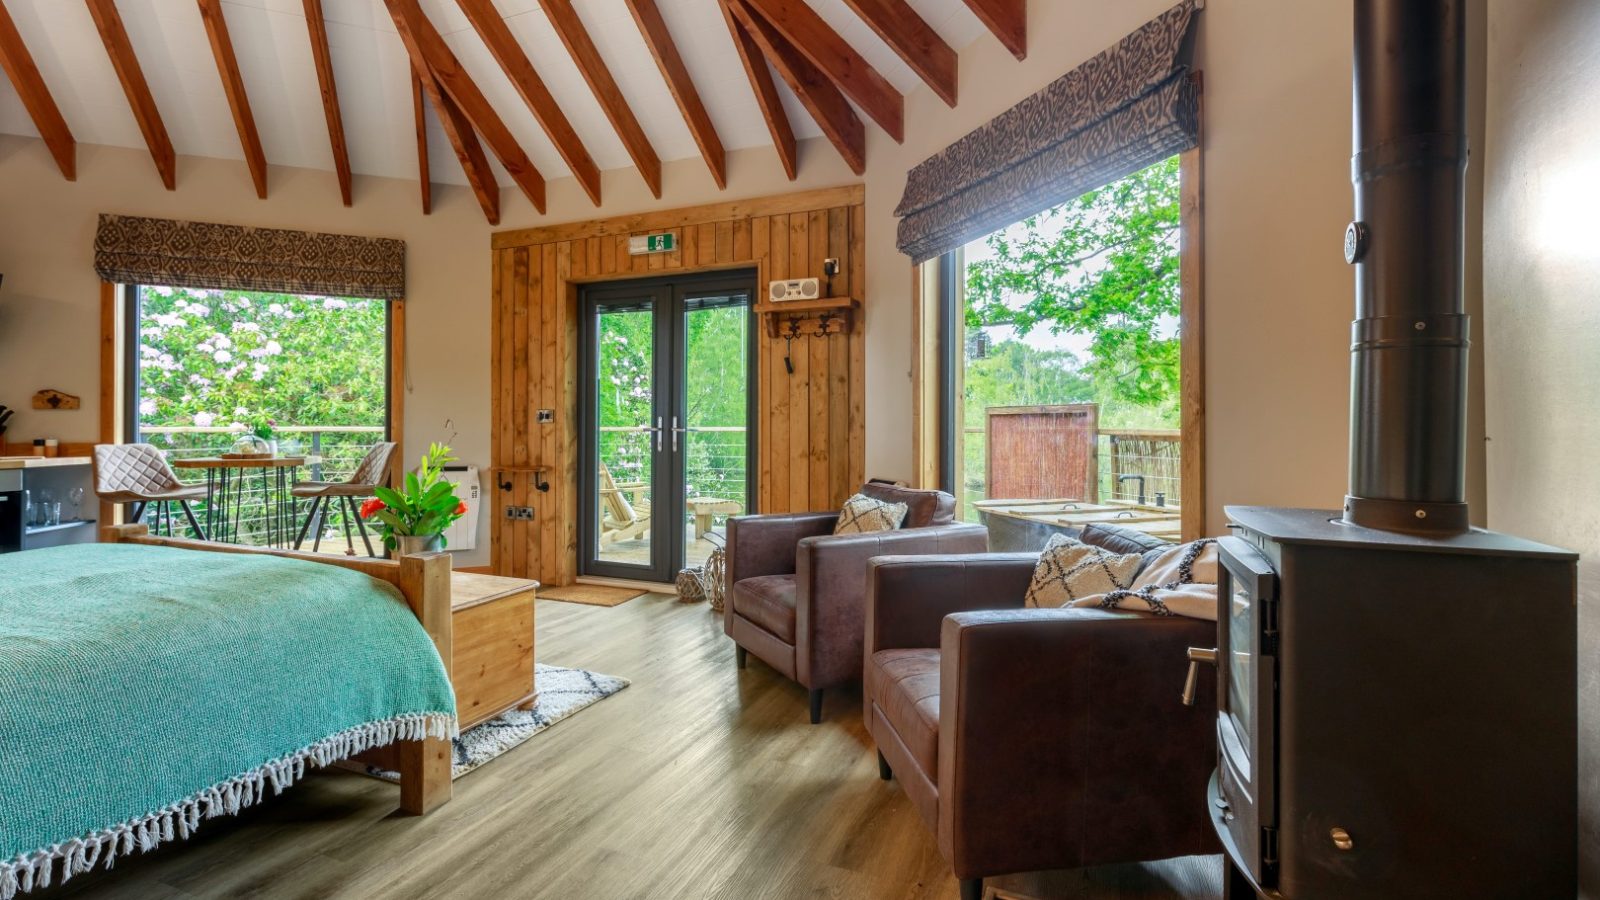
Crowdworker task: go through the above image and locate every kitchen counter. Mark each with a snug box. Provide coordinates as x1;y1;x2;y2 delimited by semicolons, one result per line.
0;456;92;470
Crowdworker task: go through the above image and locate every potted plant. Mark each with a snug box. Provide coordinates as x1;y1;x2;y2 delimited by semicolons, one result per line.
360;442;468;555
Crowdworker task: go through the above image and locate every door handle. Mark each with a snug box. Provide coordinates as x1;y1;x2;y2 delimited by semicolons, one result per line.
1182;647;1217;706
671;416;679;452
651;417;663;452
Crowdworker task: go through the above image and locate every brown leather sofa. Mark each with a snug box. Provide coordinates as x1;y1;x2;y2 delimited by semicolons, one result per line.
863;524;1219;900
725;483;989;723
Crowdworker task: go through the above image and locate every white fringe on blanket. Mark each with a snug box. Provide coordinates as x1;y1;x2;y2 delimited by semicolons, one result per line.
0;712;455;900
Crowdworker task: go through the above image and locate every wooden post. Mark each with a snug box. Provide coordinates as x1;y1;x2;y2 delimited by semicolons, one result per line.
397;550;453;815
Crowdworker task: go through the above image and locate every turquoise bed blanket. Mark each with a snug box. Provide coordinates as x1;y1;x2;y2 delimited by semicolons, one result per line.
0;543;455;897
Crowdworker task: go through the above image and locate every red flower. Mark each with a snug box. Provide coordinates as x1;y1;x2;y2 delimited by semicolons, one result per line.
359;498;386;519
454;501;469;516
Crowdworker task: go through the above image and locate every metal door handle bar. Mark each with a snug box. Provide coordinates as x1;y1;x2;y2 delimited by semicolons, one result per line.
1182;647;1217;706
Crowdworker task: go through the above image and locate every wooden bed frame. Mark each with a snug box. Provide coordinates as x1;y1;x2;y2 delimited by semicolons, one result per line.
100;523;453;815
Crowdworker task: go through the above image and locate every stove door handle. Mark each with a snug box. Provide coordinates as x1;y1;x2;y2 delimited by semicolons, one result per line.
1182;647;1217;707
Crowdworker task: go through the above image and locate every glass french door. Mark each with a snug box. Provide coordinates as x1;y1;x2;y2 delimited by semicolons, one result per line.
580;272;756;583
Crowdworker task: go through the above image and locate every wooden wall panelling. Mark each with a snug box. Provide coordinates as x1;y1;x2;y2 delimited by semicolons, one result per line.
751;215;772;513
490;186;865;583
848;204;866;487
767;213;791;514
807;209;828;510
826;207;849;507
787;213;809;513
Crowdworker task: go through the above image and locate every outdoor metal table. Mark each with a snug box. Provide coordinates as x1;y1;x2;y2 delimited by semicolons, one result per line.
172;456;306;548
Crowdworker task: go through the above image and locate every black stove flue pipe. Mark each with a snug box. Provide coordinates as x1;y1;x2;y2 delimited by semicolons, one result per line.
1342;0;1471;535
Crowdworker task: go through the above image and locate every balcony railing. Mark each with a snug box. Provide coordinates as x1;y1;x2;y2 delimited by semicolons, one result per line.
598;424;749;531
138;424;386;546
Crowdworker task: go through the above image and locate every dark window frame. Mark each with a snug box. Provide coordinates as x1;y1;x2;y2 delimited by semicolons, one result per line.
122;285;395;452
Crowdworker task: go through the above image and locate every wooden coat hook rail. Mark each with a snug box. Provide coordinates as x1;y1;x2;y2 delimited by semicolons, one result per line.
494;465;550;493
754;297;860;338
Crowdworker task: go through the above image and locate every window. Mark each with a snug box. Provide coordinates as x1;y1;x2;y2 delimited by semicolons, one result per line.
934;155;1197;540
125;285;392;544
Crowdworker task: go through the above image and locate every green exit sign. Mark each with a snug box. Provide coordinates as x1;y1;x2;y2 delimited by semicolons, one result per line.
628;233;676;255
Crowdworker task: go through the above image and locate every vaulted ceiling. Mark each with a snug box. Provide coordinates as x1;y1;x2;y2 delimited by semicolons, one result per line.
0;0;1026;223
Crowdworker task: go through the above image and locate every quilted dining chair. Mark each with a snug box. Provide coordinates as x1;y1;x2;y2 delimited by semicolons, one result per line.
93;443;209;539
291;442;396;556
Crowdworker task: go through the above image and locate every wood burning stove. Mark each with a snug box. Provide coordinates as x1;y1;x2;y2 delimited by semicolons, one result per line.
1208;1;1580;897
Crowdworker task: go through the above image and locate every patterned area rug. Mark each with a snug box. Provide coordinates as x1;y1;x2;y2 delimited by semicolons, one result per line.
364;664;629;782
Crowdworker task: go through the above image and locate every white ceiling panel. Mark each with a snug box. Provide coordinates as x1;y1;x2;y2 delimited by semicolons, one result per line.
0;0;994;195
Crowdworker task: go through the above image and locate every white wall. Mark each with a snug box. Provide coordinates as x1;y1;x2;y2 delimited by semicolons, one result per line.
1;0;1480;566
1482;0;1600;891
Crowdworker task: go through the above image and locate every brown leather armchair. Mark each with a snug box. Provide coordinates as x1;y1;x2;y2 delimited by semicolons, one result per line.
862;524;1219;900
725;483;989;723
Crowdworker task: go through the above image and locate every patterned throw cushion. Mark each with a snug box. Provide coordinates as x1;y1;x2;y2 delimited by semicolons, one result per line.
834;493;909;535
1024;534;1144;609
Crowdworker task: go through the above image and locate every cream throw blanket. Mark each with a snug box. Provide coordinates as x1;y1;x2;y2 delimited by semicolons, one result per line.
1070;538;1219;620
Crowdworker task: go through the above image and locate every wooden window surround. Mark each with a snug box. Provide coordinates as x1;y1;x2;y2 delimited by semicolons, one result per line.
912;144;1206;540
97;283;407;524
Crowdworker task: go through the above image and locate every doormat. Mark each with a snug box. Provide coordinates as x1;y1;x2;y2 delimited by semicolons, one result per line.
539;583;647;607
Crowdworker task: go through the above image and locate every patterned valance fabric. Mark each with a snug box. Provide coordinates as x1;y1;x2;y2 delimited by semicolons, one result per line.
94;214;405;299
895;0;1201;263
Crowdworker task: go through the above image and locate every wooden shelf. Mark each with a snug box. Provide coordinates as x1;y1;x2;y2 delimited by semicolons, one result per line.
755;297;859;337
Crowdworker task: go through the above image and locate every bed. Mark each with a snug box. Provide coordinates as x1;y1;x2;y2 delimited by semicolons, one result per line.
0;524;456;899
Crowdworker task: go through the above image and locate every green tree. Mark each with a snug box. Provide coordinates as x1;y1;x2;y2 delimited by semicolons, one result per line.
962;340;1093;429
136;286;387;434
965;156;1181;415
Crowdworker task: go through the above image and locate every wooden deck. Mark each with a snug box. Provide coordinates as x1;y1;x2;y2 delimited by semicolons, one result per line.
599;532;724;569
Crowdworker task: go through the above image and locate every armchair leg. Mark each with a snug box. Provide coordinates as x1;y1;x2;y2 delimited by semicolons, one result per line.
877;751;892;781
735;645;747;669
959;878;983;900
808;688;823;725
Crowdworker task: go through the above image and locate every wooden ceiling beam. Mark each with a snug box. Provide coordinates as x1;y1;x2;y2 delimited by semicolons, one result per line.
838;0;957;107
726;0;863;176
537;0;660;198
384;0;544;213
85;0;175;190
719;0;794;181
961;0;1026;60
197;0;268;198
455;0;600;206
742;0;903;142
416;66;499;224
411;71;431;215
622;0;726;189
301;0;351;206
0;1;75;180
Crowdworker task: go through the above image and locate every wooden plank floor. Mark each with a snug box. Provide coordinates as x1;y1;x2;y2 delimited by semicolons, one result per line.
55;595;1221;900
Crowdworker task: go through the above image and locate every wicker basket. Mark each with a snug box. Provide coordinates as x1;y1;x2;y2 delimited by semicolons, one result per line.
675;567;706;604
703;544;727;612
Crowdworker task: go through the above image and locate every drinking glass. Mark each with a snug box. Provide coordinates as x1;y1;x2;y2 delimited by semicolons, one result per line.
68;487;85;521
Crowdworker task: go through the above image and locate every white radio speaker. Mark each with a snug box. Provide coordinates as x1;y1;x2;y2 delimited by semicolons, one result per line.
768;277;822;302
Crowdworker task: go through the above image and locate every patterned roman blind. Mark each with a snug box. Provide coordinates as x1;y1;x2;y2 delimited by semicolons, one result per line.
894;0;1202;263
93;214;406;299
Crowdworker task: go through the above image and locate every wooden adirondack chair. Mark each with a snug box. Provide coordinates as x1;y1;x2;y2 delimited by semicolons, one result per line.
599;462;651;544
